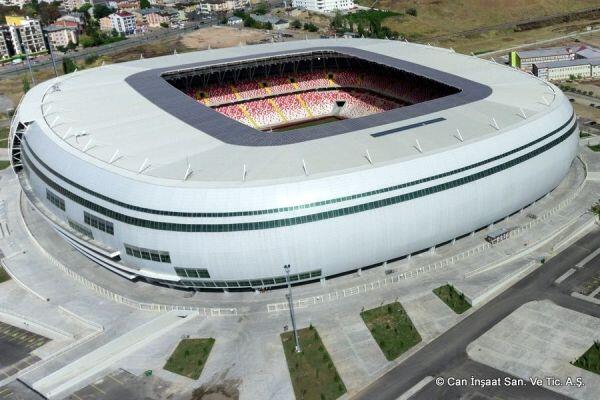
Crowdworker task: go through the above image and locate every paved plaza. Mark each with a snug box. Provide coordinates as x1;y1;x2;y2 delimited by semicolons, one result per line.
467;300;600;400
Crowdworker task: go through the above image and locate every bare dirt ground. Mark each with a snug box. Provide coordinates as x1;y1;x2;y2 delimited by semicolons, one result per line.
180;27;270;50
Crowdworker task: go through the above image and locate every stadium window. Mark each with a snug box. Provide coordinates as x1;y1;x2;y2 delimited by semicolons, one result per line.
83;212;114;235
68;219;93;239
46;189;65;211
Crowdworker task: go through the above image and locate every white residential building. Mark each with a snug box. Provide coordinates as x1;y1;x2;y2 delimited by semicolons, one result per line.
198;0;247;13
0;16;46;59
44;26;79;50
292;0;354;12
109;11;136;35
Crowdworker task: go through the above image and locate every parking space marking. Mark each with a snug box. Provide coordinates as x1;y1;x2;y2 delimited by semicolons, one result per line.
91;384;106;395
107;374;124;385
71;393;84;400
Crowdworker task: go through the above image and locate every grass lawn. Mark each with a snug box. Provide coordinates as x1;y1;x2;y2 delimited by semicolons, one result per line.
0;160;10;170
433;284;472;314
281;326;346;400
361;302;421;361
572;341;600;374
163;338;215;380
0;126;8;148
589;144;600;152
0;267;10;283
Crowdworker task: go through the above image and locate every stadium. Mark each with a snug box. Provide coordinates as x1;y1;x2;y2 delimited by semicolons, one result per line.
10;39;578;291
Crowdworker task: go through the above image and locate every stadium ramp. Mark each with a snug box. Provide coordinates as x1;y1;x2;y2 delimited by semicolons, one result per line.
30;310;198;399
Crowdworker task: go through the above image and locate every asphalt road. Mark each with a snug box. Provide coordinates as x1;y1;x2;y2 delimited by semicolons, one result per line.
354;228;600;400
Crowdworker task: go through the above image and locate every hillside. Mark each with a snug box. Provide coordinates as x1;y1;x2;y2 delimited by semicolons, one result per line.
355;0;599;39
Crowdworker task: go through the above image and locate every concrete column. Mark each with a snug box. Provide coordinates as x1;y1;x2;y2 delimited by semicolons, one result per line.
451;238;456;245
470;231;475;237
429;246;435;254
320;277;326;286
407;254;412;261
357;268;362;276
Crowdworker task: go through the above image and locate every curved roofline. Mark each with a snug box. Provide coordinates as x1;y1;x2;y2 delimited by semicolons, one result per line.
125;46;493;146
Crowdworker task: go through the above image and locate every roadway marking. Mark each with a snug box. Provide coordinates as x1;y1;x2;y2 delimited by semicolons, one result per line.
107;374;124;385
0;388;9;395
555;268;576;285
396;376;433;400
91;384;106;394
575;248;600;268
71;393;84;400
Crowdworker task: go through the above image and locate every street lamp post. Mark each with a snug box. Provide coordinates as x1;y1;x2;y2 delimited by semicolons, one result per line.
23;47;35;86
44;33;58;78
284;264;301;353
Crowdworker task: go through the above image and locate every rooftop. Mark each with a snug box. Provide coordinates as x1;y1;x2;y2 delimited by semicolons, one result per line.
534;57;600;69
22;39;560;186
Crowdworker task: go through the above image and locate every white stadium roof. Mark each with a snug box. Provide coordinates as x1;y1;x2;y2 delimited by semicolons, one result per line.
23;38;558;186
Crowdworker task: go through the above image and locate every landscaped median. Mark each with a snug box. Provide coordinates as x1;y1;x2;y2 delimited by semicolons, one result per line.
572;341;600;374
0;267;10;283
361;302;422;361
163;338;215;380
281;326;346;400
433;284;472;314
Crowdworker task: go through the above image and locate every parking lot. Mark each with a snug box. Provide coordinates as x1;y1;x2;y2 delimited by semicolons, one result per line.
0;321;48;377
0;381;44;400
67;370;158;400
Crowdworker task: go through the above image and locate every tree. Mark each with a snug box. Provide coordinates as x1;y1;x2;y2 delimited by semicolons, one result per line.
140;0;151;8
93;3;113;19
160;21;169;28
253;1;269;15
22;76;30;93
290;19;301;29
331;11;344;30
303;22;318;32
67;40;77;50
37;2;61;25
62;57;77;74
406;7;417;17
265;21;272;30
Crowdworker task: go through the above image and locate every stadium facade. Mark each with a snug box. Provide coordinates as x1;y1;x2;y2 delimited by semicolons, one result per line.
10;39;579;290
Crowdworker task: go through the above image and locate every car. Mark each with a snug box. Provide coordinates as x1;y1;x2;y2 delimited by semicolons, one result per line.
569;98;575;102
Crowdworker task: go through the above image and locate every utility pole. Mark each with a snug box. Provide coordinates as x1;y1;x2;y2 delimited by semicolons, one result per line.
284;264;301;353
45;33;58;78
24;48;35;86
